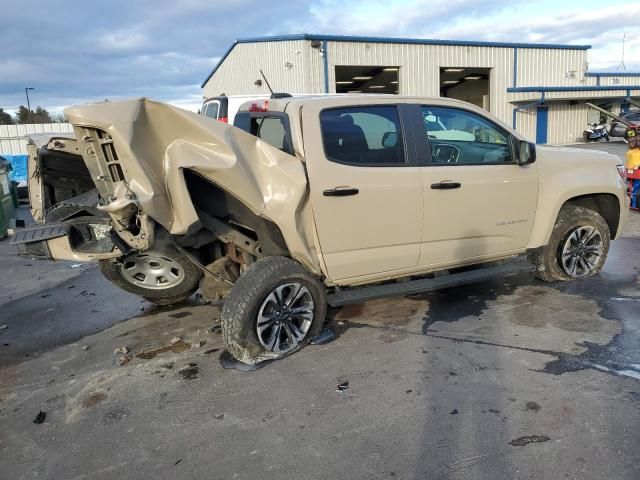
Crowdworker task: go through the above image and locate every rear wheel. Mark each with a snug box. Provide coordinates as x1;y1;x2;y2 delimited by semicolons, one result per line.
99;247;202;305
221;256;327;364
531;205;610;282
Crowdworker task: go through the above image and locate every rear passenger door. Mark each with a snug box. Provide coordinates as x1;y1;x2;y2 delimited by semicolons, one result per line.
415;105;538;267
302;102;424;282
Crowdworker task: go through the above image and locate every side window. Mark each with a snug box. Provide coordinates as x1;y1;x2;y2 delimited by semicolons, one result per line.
234;113;293;155
421;106;512;165
256;117;286;151
320;106;405;165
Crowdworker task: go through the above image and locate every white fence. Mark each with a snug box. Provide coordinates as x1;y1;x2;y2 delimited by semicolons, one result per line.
0;123;74;155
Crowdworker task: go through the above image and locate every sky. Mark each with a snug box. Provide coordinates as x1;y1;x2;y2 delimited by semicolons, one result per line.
0;0;638;114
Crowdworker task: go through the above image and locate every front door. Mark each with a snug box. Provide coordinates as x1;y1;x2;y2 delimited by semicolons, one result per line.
302;102;423;282
415;104;538;268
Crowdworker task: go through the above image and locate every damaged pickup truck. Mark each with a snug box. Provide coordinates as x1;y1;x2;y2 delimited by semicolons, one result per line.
13;95;628;364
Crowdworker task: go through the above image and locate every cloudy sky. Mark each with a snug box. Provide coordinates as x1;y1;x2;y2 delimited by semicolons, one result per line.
1;0;638;114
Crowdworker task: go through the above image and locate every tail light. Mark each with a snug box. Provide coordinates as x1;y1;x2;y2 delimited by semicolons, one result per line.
217;117;228;123
249;100;269;112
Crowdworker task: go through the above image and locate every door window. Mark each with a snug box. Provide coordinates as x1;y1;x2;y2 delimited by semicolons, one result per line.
421;106;512;164
320;106;405;165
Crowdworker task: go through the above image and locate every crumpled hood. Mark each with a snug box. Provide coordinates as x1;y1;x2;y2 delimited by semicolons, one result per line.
63;98;318;271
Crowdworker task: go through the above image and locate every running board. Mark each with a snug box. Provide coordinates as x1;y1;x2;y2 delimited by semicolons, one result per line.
327;261;534;307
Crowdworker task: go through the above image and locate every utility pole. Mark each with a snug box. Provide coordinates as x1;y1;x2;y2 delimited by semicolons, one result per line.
25;87;34;123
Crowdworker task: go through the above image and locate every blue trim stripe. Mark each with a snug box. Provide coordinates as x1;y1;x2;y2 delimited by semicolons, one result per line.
201;34;592;88
508;85;640;93
585;71;640;77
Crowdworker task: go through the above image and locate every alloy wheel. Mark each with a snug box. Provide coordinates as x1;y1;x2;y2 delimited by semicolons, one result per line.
256;282;314;354
559;226;604;278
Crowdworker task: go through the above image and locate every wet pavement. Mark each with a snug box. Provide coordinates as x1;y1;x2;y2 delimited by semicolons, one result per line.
0;209;639;479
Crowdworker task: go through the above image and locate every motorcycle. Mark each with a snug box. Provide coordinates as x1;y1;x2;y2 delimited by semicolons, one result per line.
583;121;610;142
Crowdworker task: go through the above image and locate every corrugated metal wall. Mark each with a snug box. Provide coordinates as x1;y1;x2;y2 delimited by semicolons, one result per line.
202;40;324;99
0;123;74;155
203;38;640;144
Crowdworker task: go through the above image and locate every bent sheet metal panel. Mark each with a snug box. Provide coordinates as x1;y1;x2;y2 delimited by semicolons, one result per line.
63;98;319;272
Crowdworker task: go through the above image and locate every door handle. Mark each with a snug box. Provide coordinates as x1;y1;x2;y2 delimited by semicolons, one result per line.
323;187;360;197
430;181;461;190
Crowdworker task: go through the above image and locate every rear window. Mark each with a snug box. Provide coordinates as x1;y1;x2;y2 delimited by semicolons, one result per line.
234;112;293;155
203;102;219;119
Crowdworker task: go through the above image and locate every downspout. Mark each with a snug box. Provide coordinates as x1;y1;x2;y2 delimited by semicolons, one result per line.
322;40;329;94
511;47;518;128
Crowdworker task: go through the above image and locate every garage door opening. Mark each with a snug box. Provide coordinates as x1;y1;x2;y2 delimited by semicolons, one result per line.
440;67;490;111
335;66;399;94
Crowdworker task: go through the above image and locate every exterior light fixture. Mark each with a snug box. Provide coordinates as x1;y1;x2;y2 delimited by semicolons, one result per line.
444;68;464;72
464;76;482;80
383;67;399;71
442;80;459;84
353;76;373;80
391;81;399;84
336;81;354;84
369;85;386;89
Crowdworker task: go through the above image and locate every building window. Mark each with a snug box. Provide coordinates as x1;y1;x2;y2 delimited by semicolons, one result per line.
334;66;399;94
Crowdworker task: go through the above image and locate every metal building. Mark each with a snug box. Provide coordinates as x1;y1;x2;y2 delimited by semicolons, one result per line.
201;34;640;145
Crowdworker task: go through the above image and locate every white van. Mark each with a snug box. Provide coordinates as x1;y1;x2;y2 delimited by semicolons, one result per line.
201;94;269;125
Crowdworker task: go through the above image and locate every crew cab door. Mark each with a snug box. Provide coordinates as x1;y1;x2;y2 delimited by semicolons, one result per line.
412;104;538;267
302;101;423;282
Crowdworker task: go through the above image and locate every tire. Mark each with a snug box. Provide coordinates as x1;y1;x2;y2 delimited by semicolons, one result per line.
531;205;610;282
221;256;327;364
99;247;202;305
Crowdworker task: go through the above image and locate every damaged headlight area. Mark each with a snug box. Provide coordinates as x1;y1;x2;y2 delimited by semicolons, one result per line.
11;217;121;261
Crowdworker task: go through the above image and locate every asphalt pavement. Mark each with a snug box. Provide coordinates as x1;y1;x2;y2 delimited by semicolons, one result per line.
1;143;639;479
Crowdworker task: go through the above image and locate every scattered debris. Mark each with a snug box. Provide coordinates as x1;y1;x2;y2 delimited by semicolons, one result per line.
0;325;7;331
450;409;459;415
406;389;413;394
114;346;129;355
174;459;182;466
118;355;131;366
204;348;220;355
311;328;335;345
170;336;182;344
210;325;222;334
136;340;190;359
214;413;224;420
219;350;260;372
169;311;192;319
509;435;550;447
336;381;349;393
178;363;199;380
70;264;82;269
191;340;206;349
81;346;89;351
33;411;46;424
161;362;174;370
525;401;541;412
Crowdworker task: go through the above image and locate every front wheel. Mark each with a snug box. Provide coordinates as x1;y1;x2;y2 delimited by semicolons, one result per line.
221;256;327;365
99;247;202;305
531;205;610;282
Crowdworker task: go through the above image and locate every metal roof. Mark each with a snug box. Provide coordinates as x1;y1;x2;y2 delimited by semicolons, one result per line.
201;33;593;88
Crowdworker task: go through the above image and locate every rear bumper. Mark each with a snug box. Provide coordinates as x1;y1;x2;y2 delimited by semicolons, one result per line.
11;218;122;261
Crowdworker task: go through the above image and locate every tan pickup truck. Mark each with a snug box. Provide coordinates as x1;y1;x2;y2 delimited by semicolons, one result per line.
13;95;628;364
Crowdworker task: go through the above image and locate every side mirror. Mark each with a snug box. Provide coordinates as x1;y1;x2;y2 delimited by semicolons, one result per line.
382;131;397;148
517;140;536;165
